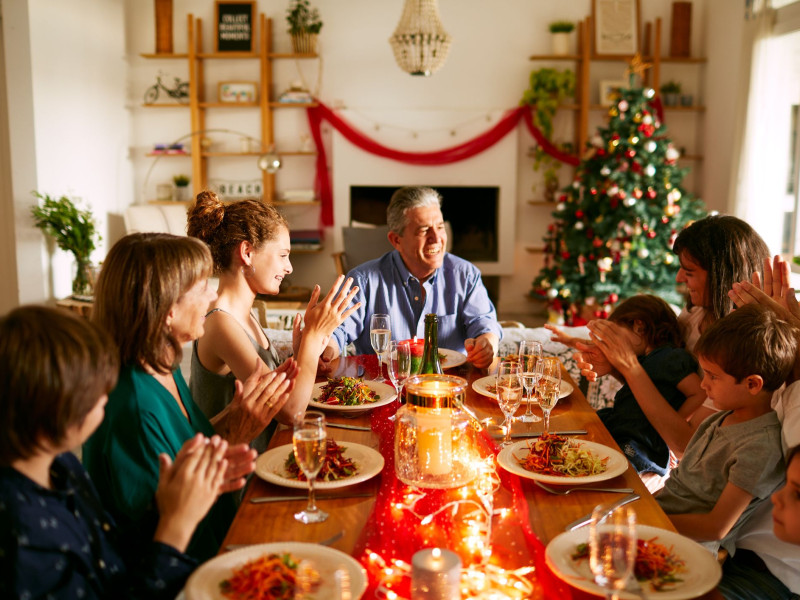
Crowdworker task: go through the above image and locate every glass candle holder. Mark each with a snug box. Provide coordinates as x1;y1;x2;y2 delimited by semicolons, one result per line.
395;374;477;489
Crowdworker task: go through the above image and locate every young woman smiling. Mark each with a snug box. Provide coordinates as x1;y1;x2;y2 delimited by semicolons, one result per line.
187;191;360;452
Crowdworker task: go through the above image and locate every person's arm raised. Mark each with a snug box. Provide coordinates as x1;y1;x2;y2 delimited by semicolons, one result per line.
588;320;700;456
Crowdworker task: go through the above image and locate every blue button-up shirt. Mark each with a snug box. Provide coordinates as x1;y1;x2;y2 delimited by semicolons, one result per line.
331;250;502;355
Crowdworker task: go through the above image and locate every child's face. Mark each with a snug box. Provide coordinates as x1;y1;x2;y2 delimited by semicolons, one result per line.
63;394;108;450
697;357;756;410
772;454;800;545
250;227;293;295
676;251;708;307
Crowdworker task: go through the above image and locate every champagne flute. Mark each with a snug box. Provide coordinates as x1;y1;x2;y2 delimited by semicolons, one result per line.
387;340;411;404
496;360;523;447
369;313;391;381
538;357;561;437
518;340;543;423
589;504;637;600
292;411;328;524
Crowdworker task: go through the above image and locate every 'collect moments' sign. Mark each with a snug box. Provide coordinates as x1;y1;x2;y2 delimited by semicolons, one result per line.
215;1;255;53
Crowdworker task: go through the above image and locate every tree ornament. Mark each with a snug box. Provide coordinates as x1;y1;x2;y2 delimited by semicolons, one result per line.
575;221;584;230
592;238;604;248
625;149;636;159
618;100;629;112
547;288;558;299
644;140;656;153
646;230;657;239
600;166;611;176
609;107;619;118
623;197;636;207
562;288;571;298
664;254;674;265
642;114;653;125
633;188;643;199
644;88;655;98
646;187;657;199
668;189;682;203
633;112;643;123
638;247;650;259
628;135;639;145
644;164;656;177
666;147;680;162
557;202;566;211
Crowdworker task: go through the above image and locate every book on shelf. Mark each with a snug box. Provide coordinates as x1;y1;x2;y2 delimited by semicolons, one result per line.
290;229;322;244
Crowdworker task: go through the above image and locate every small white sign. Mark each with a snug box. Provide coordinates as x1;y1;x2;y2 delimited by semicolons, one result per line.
214;180;263;199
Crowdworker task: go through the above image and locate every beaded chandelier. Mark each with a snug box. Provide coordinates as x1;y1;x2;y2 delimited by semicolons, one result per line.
389;0;453;76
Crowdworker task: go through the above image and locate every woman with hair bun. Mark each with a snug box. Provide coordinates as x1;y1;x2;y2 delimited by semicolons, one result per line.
187;191;360;451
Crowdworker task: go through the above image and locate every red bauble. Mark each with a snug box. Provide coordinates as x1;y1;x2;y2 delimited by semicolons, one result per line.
632;162;642;173
575;209;585;218
590;188;598;195
661;216;669;224
618;190;627;199
561;252;570;260
592;238;603;248
647;230;657;239
559;194;568;202
625;149;636;159
633;188;643;198
610;198;618;209
588;253;596;260
647;188;657;199
607;293;619;304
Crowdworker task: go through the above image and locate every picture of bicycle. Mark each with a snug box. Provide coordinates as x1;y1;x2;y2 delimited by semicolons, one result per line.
144;74;189;104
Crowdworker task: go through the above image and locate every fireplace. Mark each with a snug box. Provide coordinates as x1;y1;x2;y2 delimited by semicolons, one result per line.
349;186;498;262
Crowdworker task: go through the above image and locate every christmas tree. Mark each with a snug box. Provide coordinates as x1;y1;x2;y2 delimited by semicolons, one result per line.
532;57;706;324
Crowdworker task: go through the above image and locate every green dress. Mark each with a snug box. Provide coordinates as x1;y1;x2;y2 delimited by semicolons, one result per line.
83;364;236;561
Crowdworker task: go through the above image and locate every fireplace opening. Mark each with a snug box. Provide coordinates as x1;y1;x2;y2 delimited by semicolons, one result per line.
349;185;499;263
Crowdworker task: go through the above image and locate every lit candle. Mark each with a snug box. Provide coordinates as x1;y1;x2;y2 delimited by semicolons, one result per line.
401;337;425;375
415;381;452;476
411;548;461;599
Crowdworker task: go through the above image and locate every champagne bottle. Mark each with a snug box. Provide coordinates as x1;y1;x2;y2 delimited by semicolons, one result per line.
420;313;443;374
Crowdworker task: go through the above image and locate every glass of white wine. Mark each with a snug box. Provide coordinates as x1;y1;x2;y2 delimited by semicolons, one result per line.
589;504;637;600
496;360;523;447
369;313;391;381
518;340;543;423
538;357;561;437
292;410;328;524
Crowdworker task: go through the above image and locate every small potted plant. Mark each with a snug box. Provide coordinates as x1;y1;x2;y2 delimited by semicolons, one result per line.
549;21;575;56
30;191;100;298
520;67;576;138
660;80;682;107
287;0;323;54
172;174;191;202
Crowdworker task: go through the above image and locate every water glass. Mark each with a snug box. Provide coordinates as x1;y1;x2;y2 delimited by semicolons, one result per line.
537;357;561;436
292;411;328;524
369;313;391;381
589;504;637;600
518;340;543;423
387;340;411;404
496;360;523;447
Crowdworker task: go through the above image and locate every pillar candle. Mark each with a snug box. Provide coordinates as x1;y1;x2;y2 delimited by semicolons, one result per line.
411;548;461;599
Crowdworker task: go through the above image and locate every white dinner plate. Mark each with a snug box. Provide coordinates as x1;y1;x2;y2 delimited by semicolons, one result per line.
440;348;467;369
184;542;367;600
545;524;722;599
497;439;628;485
255;441;384;490
472;375;573;400
309;379;396;413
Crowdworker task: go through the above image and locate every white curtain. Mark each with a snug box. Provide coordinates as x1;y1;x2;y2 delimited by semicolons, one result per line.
729;2;786;254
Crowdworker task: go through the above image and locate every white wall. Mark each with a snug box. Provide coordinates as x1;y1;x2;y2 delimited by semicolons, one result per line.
1;0;129;304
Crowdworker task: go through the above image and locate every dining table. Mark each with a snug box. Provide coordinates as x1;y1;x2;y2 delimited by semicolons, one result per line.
220;353;724;599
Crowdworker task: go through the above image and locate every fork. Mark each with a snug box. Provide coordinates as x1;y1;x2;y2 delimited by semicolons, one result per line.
534;480;634;495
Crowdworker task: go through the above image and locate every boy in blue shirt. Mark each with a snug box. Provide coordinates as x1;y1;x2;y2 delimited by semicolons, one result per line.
656;303;797;554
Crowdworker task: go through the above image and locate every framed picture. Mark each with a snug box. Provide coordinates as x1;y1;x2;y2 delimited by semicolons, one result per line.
592;0;640;57
215;0;255;53
218;81;258;103
599;80;626;106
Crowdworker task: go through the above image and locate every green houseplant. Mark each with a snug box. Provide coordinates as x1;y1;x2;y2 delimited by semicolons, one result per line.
660;80;682;106
30;191;100;297
548;21;575;34
173;174;190;202
287;0;323;53
549;21;574;55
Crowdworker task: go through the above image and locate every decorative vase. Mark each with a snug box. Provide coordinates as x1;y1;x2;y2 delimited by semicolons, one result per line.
72;258;95;298
174;185;191;202
291;32;318;54
551;32;570;56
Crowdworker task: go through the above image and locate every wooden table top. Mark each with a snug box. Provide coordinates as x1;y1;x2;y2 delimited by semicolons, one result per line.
221;354;722;599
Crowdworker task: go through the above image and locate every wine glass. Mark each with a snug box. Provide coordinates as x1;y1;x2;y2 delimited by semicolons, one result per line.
589;504;637;600
369;313;391;381
387;340;411;404
496;360;523;447
518;340;543;423
537;357;562;437
292;411;329;524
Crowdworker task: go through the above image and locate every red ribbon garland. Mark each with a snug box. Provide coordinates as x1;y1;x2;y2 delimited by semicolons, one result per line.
306;101;580;227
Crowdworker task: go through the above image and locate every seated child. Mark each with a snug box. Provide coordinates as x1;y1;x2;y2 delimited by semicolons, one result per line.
594;294;704;475
0;306;229;600
655;303;797;555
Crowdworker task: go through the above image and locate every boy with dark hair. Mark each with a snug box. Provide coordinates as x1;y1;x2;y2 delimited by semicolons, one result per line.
656;303;797;554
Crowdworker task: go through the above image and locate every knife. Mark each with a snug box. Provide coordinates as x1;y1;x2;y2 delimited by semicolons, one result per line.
563;493;640;531
327;423;371;432
509;429;588;439
250;492;373;504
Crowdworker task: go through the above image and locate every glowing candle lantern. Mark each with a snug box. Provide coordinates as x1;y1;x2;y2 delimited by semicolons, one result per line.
395;374;476;489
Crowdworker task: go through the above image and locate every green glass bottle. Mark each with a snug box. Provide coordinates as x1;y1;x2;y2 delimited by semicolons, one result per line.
420;313;443;374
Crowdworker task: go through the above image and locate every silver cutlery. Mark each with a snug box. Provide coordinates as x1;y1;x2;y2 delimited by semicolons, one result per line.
563;493;640;531
507;429;588;439
534;480;634;495
250;492;373;504
327;422;371;432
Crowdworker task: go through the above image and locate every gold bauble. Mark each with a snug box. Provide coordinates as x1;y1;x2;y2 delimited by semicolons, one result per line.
562;288;571;298
555;276;566;286
664;254;675;265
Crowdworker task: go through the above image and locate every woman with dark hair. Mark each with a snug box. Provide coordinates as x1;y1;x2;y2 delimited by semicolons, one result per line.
0;306;229;600
187;191;359;451
84;233;298;561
